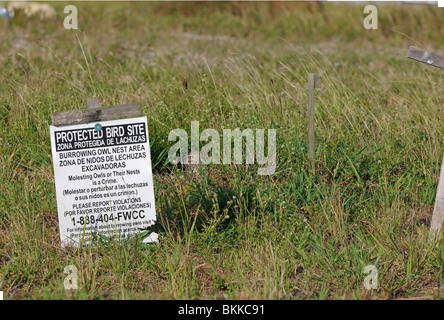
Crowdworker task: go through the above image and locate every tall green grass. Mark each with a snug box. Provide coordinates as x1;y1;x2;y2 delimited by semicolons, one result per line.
0;1;444;300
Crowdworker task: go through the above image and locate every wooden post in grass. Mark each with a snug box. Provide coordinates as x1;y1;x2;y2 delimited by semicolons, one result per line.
308;73;321;172
86;97;101;109
407;46;444;240
52;99;142;126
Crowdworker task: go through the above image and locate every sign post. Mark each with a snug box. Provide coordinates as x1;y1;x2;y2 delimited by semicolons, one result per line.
407;46;444;240
308;73;321;172
50;99;157;247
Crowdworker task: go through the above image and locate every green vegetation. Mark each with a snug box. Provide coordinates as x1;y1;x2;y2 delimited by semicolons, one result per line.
1;1;444;299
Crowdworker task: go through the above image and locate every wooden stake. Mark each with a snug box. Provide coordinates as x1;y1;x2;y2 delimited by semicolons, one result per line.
407;46;444;70
430;152;444;239
52;101;142;126
407;46;444;240
86;97;101;109
308;74;321;172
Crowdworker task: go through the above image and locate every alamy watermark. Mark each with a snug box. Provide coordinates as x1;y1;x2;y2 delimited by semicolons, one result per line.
61;4;379;31
363;5;378;30
64;265;78;290
64;5;78;30
363;265;378;290
168;121;277;175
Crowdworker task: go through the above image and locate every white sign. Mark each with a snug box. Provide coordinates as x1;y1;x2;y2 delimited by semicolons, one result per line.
50;116;157;247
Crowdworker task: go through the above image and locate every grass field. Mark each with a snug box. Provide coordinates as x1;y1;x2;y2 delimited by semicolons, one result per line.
1;1;444;300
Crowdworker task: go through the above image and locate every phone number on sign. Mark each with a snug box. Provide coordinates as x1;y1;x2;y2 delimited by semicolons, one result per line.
71;210;146;226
